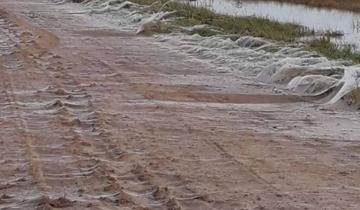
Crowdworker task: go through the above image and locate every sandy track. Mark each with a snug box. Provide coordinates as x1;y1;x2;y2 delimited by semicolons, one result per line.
0;0;359;209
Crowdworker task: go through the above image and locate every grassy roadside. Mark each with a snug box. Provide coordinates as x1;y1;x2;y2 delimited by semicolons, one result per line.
244;0;360;13
83;0;360;63
129;0;360;63
131;0;311;41
308;37;360;63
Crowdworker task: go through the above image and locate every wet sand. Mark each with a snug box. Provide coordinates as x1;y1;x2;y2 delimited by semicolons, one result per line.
0;0;359;209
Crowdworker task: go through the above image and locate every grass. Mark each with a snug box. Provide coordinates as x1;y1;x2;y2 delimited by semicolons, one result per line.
308;37;360;63
130;0;311;41
129;0;360;63
244;0;360;12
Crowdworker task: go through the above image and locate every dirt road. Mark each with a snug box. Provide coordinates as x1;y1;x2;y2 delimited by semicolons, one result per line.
0;0;359;209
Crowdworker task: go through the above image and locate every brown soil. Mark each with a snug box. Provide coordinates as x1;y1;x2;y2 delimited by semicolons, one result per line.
0;0;359;210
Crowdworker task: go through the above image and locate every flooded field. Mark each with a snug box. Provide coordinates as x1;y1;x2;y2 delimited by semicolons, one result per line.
193;0;360;49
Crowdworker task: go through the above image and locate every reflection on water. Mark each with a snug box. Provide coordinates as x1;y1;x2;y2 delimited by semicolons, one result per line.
191;0;360;48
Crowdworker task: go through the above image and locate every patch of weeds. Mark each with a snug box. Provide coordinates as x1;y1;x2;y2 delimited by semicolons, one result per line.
308;36;360;63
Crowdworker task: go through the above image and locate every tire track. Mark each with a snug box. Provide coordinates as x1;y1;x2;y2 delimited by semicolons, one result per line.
66;35;218;209
0;13;47;209
1;5;164;208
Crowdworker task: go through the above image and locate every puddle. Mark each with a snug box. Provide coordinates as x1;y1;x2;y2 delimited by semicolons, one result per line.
192;0;360;49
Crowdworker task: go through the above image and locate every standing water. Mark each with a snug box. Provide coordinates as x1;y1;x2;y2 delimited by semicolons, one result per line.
192;0;360;49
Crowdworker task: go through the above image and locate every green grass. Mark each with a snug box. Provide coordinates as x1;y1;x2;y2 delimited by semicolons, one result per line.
130;0;310;41
308;37;360;63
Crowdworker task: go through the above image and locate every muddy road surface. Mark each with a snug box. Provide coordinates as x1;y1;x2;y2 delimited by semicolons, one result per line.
0;0;359;209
